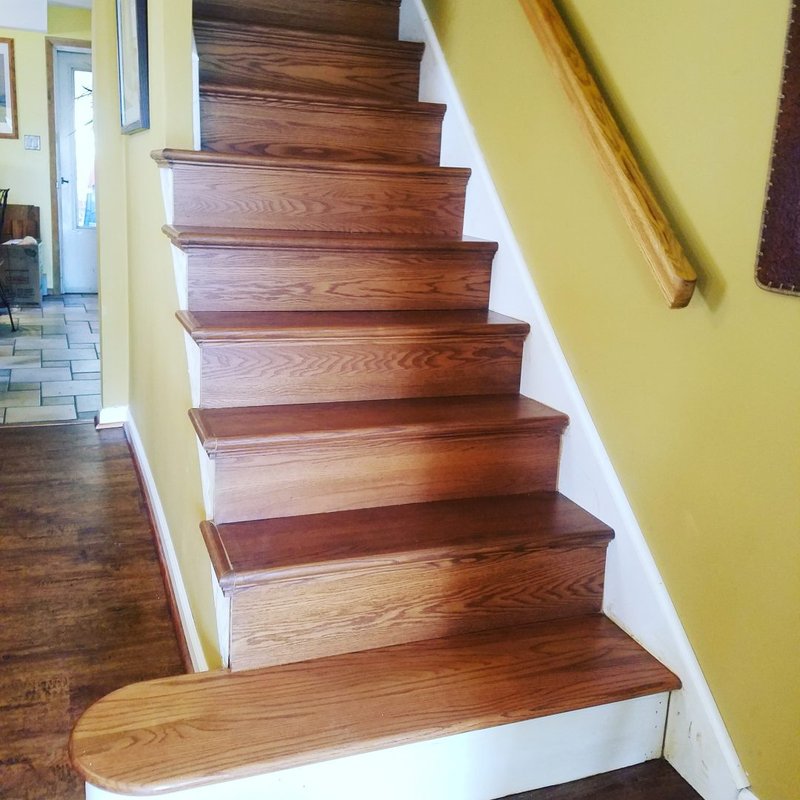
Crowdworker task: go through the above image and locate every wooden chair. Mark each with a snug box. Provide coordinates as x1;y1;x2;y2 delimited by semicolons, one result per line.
0;188;17;331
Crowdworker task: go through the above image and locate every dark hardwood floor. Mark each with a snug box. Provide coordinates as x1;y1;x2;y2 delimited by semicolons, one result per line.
500;760;703;800
0;422;185;800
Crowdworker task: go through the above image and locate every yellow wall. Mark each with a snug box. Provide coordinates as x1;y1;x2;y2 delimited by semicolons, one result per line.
0;7;91;287
92;0;221;667
423;2;799;798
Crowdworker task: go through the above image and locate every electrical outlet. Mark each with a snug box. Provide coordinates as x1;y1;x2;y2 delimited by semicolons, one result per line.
23;135;41;151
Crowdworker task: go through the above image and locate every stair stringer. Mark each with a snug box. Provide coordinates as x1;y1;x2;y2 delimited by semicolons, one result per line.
399;2;749;799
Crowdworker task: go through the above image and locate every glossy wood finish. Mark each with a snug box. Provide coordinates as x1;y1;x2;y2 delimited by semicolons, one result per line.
166;227;495;312
179;310;527;407
70;615;680;795
0;424;184;800
195;0;400;42
207;493;614;669
519;0;696;308
195;19;422;102
192;394;566;452
228;543;608;668
192;396;567;522
200;86;445;164
203;492;613;590
503;759;703;800
155;149;469;236
80;1;683;790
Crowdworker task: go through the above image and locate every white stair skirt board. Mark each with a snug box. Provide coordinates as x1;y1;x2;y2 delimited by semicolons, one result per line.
84;694;668;800
125;412;209;673
398;2;748;799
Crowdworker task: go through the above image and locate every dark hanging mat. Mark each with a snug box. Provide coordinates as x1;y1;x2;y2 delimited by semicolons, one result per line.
756;1;800;296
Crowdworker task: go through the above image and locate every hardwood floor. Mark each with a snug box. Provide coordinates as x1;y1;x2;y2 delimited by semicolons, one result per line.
500;759;703;800
0;422;185;800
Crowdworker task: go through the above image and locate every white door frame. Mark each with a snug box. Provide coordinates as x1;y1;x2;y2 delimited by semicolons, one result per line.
46;37;93;295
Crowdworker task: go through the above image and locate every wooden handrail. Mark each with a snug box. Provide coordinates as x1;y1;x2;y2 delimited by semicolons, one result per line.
519;0;697;308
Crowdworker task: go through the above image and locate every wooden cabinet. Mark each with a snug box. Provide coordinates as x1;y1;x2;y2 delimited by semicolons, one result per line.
1;204;42;306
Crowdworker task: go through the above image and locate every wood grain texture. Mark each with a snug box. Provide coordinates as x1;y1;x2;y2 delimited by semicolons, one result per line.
155;151;469;237
179;309;527;406
229;544;609;669
177;309;528;341
202;492;613;590
200;88;444;165
0;424;184;800
209;431;562;523
503;759;703;800
191;394;567;454
166;227;495;312
519;0;696;308
195;19;422;102
70;615;680;795
191;396;567;522
211;493;613;668
194;0;400;41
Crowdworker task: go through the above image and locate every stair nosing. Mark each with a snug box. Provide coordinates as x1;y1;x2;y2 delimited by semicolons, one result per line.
163;225;498;254
152;148;471;181
193;16;424;61
199;83;446;117
177;309;530;342
202;493;614;593
190;396;569;456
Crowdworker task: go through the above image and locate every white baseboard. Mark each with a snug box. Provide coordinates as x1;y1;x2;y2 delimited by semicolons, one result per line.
399;2;747;799
96;405;128;429
125;411;209;673
738;790;760;800
85;694;667;799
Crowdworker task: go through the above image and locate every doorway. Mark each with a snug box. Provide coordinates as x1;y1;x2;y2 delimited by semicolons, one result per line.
51;45;97;294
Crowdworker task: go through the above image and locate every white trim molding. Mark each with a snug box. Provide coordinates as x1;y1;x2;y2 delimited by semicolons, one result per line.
125;411;209;673
738;790;760;800
399;2;748;799
95;405;128;429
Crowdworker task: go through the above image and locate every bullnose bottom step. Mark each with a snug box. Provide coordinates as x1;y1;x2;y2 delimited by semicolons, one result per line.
70;615;680;795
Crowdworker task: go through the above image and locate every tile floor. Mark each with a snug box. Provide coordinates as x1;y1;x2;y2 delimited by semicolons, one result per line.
0;294;100;424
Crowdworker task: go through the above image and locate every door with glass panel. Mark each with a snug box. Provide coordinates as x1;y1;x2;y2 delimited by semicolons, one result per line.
55;48;96;293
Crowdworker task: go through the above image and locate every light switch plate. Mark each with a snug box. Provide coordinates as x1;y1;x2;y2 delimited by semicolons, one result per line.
23;135;41;151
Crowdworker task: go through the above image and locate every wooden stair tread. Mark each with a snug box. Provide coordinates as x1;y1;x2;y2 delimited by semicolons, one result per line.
190;394;569;453
177;309;529;341
153;148;471;180
203;491;613;591
70;615;680;795
194;0;401;41
164;225;497;252
194;16;424;61
199;82;446;117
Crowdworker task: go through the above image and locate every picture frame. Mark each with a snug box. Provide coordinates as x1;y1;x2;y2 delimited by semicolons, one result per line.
0;38;18;140
115;0;150;134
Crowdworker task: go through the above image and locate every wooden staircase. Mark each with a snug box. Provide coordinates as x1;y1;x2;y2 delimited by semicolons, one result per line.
70;0;680;794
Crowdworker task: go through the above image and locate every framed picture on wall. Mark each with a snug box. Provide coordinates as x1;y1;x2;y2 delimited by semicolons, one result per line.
0;38;18;139
116;0;149;134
